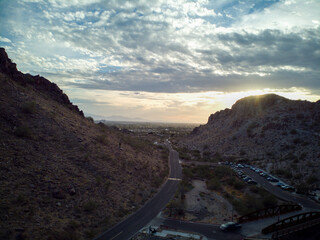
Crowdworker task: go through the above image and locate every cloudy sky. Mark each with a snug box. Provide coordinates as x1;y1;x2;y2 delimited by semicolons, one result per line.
1;0;319;123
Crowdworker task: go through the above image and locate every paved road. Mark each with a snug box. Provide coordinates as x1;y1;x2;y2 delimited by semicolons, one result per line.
242;168;320;210
94;141;182;240
162;218;243;240
180;160;320;210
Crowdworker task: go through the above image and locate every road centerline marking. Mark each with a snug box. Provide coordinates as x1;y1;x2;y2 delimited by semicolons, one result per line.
110;231;123;240
168;177;181;181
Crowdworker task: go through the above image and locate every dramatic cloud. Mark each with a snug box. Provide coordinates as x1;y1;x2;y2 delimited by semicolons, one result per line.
0;0;319;122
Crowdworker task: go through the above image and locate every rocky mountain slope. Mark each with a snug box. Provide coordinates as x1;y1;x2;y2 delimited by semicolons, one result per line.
181;94;320;190
0;48;168;240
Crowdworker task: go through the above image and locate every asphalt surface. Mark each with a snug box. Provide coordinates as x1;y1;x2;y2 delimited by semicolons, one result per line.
94;142;182;240
181;160;320;210
242;168;320;210
162;219;243;240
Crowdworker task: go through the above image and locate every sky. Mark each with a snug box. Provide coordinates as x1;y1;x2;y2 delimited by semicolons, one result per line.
0;0;319;123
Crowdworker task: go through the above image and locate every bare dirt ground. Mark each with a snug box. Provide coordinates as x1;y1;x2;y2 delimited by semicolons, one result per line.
183;180;237;224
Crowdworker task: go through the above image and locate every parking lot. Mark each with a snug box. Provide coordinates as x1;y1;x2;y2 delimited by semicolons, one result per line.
224;162;320;210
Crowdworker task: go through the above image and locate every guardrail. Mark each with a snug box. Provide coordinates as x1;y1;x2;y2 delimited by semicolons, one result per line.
262;211;320;235
272;217;320;239
238;204;302;223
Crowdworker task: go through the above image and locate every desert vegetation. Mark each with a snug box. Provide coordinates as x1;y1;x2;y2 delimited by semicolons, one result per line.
165;164;280;221
0;52;170;240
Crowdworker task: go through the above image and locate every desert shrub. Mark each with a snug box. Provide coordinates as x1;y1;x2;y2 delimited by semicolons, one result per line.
161;148;169;161
293;138;301;145
233;179;246;190
104;180;111;191
244;195;263;211
296;113;304;120
212;152;223;162
228;193;275;215
306;176;318;185
262;194;277;208
182;167;194;179
290;163;297;170
247;122;259;137
231;199;248;215
294;173;302;180
117;206;130;218
285;171;292;179
122;135;152;151
67;220;81;230
275;169;292;179
249;186;260;194
214;166;232;178
191;149;201;159
202;151;211;161
84;230;96;239
177;147;191;160
179;179;193;193
15;194;27;204
22;101;37;114
95;134;108;144
166;199;180;209
240;149;246;156
14;125;32;138
96;176;102;185
86;116;94;123
152;176;163;188
51;229;81;240
290;129;297;135
83;200;98;212
275;169;285;175
296;183;309;194
207;178;221;191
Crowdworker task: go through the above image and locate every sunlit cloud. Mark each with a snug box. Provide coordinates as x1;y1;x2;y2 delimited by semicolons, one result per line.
0;0;319;122
67;87;320;123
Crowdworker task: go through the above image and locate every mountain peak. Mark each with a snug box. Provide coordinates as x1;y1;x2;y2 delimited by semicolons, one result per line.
0;47;19;76
0;48;84;116
232;94;287;111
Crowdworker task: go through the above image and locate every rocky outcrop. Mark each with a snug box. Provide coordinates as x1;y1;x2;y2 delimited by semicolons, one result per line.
0;48;83;116
0;48;169;240
183;94;320;188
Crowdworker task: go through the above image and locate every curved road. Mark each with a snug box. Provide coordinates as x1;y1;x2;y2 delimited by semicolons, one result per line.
242;168;320;210
95;141;182;240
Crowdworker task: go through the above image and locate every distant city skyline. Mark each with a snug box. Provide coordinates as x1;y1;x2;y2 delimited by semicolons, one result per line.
1;0;319;123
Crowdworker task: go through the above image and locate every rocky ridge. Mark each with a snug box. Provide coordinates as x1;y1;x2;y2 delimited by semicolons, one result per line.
182;94;320;189
0;48;83;116
0;48;168;240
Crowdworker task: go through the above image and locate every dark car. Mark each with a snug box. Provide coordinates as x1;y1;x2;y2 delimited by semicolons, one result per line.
248;179;257;184
220;222;242;231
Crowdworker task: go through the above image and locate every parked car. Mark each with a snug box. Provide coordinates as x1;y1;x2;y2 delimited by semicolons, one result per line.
268;177;279;182
243;176;252;181
248;179;257;184
220;222;242;231
281;185;295;192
